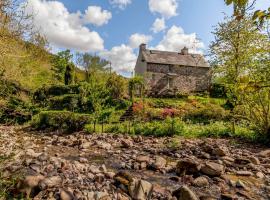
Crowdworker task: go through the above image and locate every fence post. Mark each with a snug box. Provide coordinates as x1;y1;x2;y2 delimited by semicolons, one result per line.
94;120;96;133
102;119;104;133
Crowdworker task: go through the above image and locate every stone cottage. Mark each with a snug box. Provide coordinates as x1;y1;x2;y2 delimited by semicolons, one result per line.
134;44;211;96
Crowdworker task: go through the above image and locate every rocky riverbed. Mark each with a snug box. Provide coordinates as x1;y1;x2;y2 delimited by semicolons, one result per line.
1;126;270;200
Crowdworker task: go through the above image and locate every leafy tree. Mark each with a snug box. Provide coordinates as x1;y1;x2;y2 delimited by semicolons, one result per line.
76;53;109;81
106;73;126;99
210;15;270;136
128;76;145;101
64;63;75;85
52;49;73;82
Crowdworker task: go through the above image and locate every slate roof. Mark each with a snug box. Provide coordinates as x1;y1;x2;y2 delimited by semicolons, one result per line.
141;49;209;68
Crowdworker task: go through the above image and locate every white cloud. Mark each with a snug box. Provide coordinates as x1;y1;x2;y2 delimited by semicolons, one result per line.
151;18;166;33
129;33;153;48
149;0;178;18
99;44;137;73
109;0;132;9
83;6;112;26
25;0;104;52
155;25;204;54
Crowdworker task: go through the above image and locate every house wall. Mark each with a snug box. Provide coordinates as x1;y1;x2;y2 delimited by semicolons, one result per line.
145;63;211;94
135;48;147;75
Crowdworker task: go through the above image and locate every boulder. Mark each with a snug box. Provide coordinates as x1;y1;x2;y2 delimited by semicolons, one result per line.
136;155;150;163
172;185;199;200
129;179;153;200
60;190;74;200
151;156;167;170
259;149;270;157
192;176;209;187
19;175;44;198
201;162;224;177
39;176;62;190
212;146;229;157
176;158;201;176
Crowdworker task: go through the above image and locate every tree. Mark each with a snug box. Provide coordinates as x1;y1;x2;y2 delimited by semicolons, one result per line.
128;76;145;101
76;53;109;81
106;73;126;99
224;0;270;27
64;63;75;85
210;15;270;136
52;50;73;82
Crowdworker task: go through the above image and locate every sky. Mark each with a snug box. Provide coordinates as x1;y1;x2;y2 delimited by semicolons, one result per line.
24;0;270;76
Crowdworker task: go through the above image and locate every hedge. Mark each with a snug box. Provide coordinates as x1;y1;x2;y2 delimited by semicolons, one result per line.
31;111;92;133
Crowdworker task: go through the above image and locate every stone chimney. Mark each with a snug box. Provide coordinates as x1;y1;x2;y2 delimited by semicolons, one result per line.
140;43;146;51
181;47;189;55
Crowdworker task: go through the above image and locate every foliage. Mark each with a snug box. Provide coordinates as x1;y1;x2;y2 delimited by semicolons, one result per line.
106;73;127;99
51;50;73;82
31;111;92;133
64;63;75;85
85;119;256;141
209;83;227;98
49;94;79;112
210;15;270;137
76;52;109;81
128;76;145;100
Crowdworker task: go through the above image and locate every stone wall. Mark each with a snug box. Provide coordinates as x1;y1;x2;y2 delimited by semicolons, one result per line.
145;63;211;95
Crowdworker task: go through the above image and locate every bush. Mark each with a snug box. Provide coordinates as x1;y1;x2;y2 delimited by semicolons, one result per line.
210;83;226;98
183;103;230;123
49;94;80;111
31;111;92;133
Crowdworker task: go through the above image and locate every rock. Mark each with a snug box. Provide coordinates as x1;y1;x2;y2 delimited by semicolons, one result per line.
129;179;153;200
95;191;110;200
192;176;209;187
121;139;133;148
234;158;251;165
136;155;150;163
26;149;42;158
39;176;62;190
236;171;253;176
60;190;74;200
259;149;270;157
176;158;201;176
19;175;45;198
81;142;91;149
236;180;247;189
212;146;229;156
201;162;224;177
151;156;167;170
249;156;260;165
256;172;264;179
172;185;199;200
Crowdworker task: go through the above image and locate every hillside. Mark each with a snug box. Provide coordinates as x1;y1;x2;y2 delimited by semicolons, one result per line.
0;35;85;92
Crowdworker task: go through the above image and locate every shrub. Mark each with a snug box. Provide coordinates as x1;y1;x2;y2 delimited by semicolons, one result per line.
31;111;92;133
49;94;80;111
183;103;230;123
210;83;226;98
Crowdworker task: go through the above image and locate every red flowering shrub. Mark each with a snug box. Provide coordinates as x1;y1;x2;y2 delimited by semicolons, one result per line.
162;108;177;119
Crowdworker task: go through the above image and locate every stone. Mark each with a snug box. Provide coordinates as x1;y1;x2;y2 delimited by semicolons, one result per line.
176;158;201;176
26;149;42;158
151;156;167;170
236;180;247;189
249;156;260;165
259;149;270;157
129;179;153;200
121;139;133;148
236;171;253;176
172;185;199;200
39;176;62;190
136;155;150;163
60;190;74;200
201;162;224;177
192;176;209;187
19;175;45;198
256;172;264;179
212;146;229;157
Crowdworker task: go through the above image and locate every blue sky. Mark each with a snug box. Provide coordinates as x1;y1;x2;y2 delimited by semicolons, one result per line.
25;0;269;76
